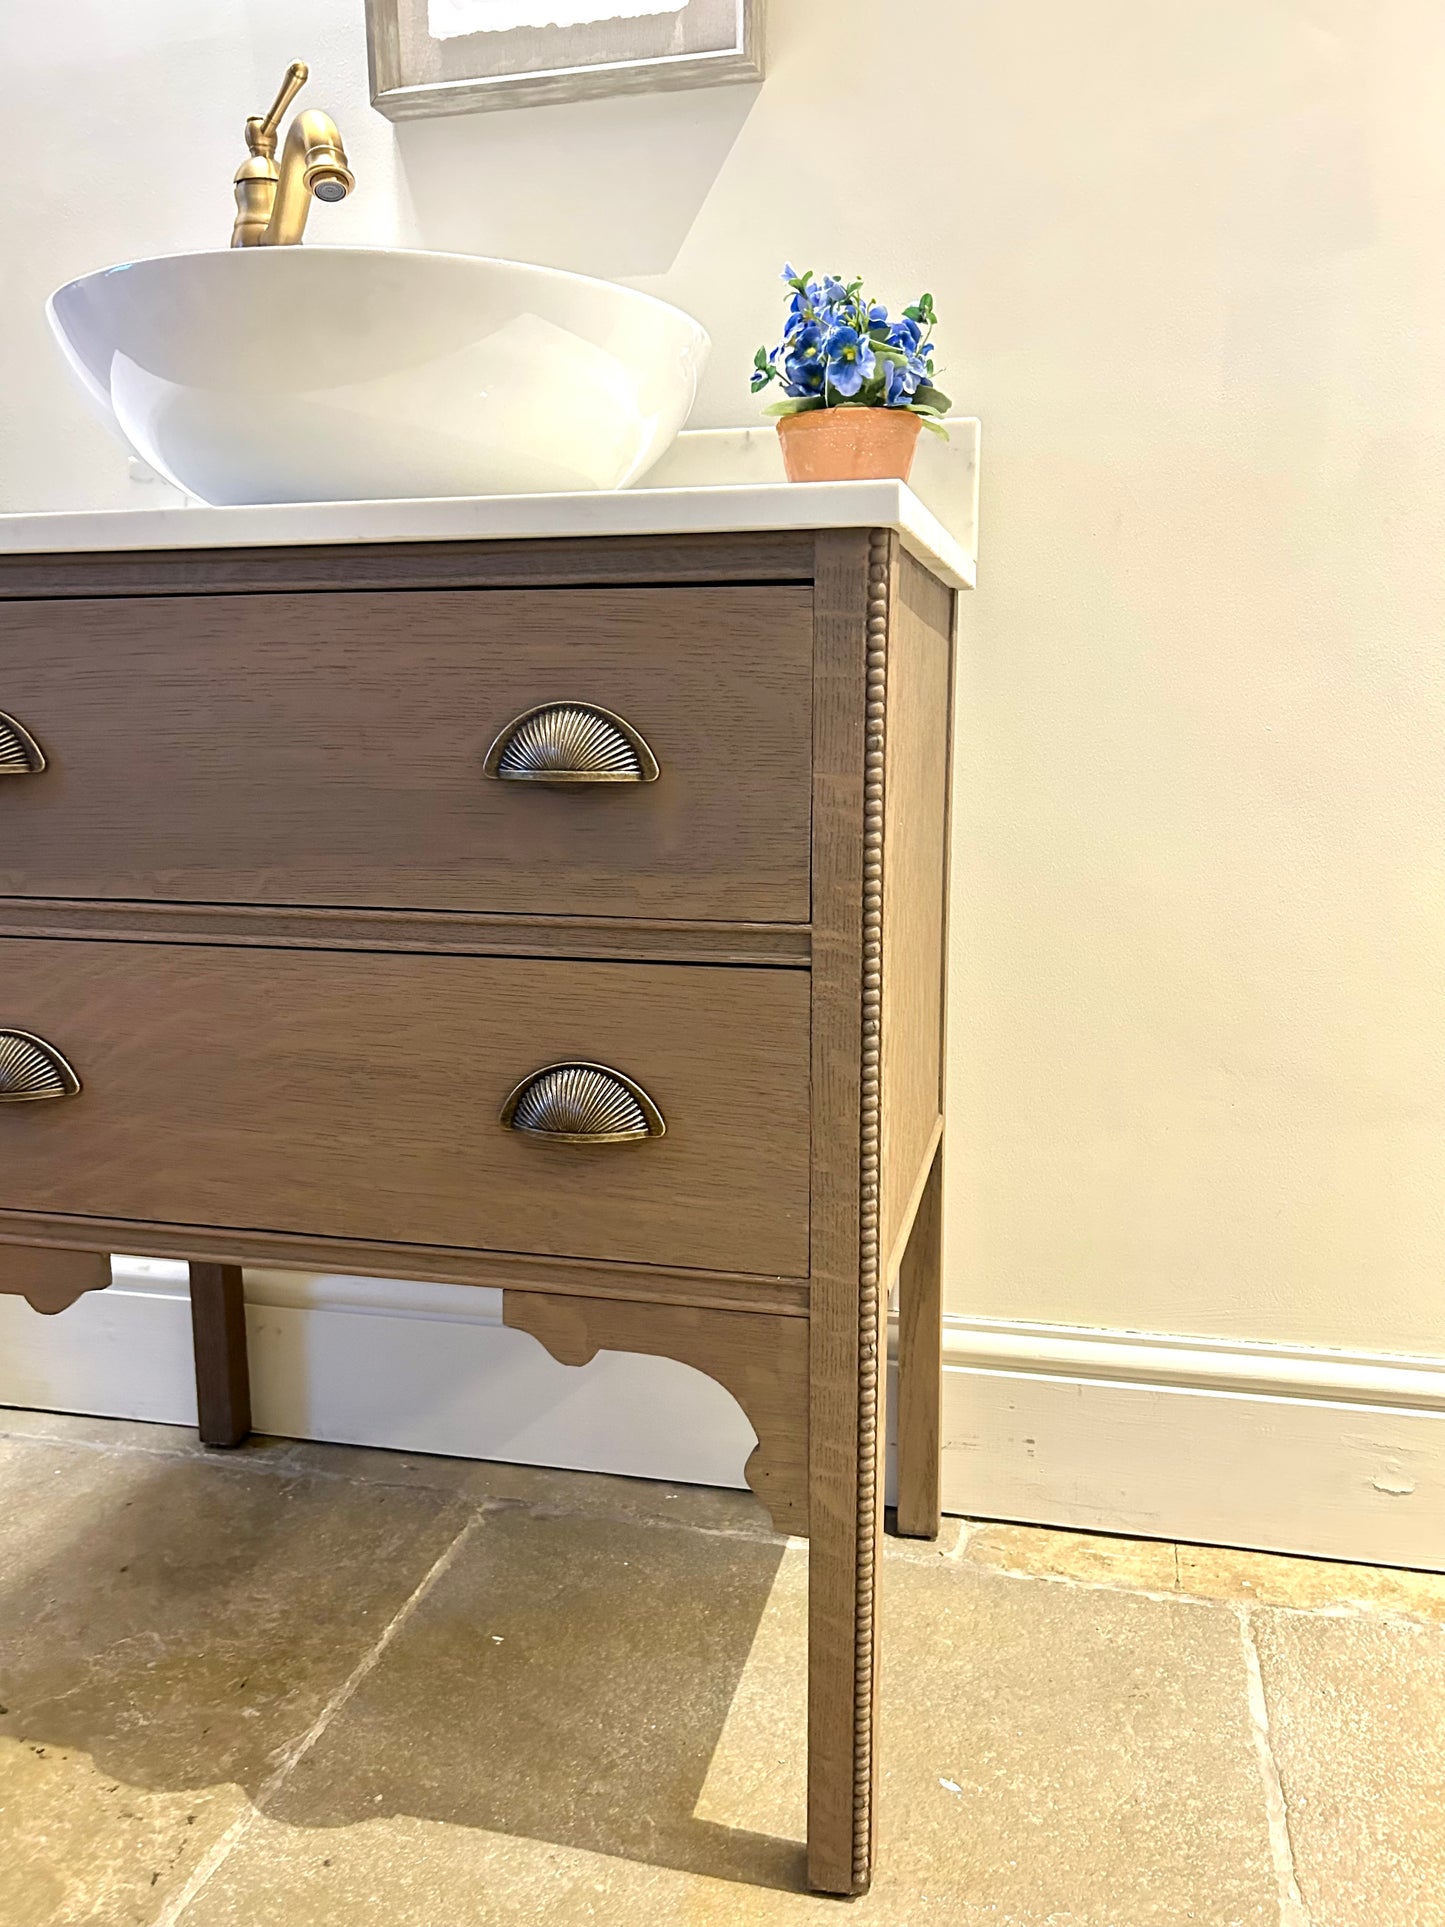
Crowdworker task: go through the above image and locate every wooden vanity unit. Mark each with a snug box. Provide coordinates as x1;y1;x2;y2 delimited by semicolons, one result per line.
0;510;961;1896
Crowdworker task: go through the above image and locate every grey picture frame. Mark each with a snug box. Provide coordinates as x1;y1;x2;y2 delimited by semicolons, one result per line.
366;0;765;120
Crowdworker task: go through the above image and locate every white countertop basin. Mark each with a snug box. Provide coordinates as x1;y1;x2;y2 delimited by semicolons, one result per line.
46;248;710;507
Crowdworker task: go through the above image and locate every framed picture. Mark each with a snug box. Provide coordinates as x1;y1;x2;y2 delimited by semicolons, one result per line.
366;0;765;119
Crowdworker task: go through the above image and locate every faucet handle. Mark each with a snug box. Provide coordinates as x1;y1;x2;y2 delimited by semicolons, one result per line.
246;60;308;157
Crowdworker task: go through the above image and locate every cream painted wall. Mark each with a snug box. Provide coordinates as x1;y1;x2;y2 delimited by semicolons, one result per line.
4;1;1444;1360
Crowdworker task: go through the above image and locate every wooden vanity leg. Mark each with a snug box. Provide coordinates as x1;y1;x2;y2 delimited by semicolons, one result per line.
188;1262;252;1448
808;1313;888;1897
894;1141;944;1539
805;527;893;1897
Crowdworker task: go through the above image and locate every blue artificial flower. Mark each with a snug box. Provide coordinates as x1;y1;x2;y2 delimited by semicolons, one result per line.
782;321;826;397
881;359;914;407
755;270;946;423
783;361;826;399
787;283;823;327
824;324;877;397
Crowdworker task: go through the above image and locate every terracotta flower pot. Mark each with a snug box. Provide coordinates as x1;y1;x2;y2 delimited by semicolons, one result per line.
776;406;923;484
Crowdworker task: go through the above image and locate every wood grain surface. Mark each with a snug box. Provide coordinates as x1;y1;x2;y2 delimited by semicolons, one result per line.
0;899;810;967
894;1140;944;1539
0;1242;111;1315
0;530;815;601
879;551;953;1264
0;522;962;1899
0;586;812;921
188;1261;252;1447
804;528;877;1895
504;1289;808;1533
0;941;811;1276
0;1213;809;1314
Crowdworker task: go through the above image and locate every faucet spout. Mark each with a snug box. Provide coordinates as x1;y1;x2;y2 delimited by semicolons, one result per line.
262;109;354;245
230;63;354;248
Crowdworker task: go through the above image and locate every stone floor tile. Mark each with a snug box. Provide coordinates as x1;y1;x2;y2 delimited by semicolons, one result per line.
963;1519;1180;1591
882;1511;969;1562
0;1406;296;1468
0;1733;242;1927
283;1436;783;1537
252;1507;799;1888
1179;1541;1445;1622
0;1434;468;1927
1253;1610;1445;1927
175;1522;1276;1926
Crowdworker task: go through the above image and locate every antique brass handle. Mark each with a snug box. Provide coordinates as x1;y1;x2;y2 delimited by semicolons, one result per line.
500;1062;666;1143
0;1031;81;1102
0;711;46;775
483;703;659;786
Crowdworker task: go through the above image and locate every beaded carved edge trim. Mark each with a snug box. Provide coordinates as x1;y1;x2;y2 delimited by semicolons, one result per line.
853;528;890;1888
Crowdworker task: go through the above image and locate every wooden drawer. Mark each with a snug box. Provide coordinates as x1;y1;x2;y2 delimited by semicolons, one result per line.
0;587;812;922
0;941;810;1277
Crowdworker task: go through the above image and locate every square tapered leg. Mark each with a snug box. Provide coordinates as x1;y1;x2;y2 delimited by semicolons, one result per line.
188;1261;251;1447
894;1142;944;1539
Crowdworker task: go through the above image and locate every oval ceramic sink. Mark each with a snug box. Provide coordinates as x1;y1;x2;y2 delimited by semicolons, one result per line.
47;249;710;506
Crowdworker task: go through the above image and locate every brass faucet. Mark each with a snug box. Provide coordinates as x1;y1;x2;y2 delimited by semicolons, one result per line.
231;62;355;248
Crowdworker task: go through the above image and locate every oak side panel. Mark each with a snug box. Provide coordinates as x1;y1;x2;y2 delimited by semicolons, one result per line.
806;528;875;1895
879;551;954;1264
0;942;810;1277
0;587;812;923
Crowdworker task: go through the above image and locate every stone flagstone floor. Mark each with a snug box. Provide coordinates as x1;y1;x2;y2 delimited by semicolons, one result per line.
2;1407;1442;1926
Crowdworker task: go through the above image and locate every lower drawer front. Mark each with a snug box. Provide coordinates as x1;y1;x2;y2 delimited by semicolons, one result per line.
0;942;810;1278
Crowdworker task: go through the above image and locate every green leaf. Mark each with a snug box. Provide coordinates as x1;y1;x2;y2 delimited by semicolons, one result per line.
911;383;952;414
753;345;771;370
764;396;826;417
914;415;950;438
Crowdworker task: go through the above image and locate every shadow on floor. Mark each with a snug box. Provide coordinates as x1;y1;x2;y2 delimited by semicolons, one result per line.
0;1441;805;1892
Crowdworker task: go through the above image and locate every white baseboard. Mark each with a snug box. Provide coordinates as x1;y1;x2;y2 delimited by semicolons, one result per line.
941;1317;1445;1570
3;1266;1444;1569
0;1259;757;1488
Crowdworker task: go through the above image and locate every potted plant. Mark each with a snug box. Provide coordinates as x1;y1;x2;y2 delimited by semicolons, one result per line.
752;265;952;483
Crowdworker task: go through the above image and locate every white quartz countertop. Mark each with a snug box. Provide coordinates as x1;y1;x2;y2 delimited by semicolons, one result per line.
0;425;979;592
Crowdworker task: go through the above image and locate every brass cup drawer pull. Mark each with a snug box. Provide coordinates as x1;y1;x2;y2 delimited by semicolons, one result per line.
482;703;659;787
0;711;46;775
0;1030;81;1102
500;1061;666;1144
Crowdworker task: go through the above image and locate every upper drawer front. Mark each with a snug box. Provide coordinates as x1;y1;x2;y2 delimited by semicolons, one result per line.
0;587;812;921
0;940;810;1277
